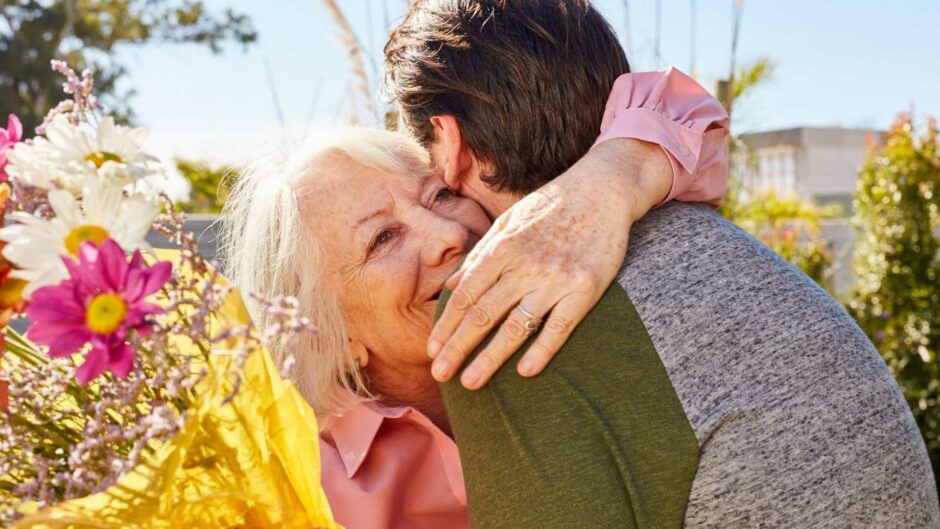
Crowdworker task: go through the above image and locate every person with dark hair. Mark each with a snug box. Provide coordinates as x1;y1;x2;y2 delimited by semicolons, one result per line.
386;0;633;196
373;1;939;529
386;0;727;386
304;0;733;527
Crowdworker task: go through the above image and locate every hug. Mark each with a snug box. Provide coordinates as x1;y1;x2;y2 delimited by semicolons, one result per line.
220;1;939;528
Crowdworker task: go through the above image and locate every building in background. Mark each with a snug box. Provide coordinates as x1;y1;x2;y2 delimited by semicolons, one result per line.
731;127;887;299
734;127;885;215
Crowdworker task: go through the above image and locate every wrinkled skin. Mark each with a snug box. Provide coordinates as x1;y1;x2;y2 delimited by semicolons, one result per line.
299;153;491;428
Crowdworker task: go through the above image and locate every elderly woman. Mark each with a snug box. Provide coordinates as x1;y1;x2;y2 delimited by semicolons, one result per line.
222;128;489;427
221;130;488;526
220;127;711;529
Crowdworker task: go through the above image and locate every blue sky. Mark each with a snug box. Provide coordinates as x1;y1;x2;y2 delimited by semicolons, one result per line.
121;0;940;164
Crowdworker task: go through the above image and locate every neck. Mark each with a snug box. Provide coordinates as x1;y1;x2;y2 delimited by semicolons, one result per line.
483;192;522;218
464;177;523;219
366;362;452;437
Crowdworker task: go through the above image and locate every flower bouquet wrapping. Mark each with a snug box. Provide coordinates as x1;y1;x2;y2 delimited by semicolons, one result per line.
0;61;340;529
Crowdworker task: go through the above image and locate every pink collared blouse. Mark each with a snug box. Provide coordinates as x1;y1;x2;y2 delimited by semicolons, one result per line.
319;68;730;529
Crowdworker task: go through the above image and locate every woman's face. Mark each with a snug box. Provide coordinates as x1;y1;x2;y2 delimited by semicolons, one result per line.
302;153;491;374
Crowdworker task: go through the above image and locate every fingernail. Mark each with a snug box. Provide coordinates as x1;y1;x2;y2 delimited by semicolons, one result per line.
432;358;450;380
518;358;534;376
461;366;482;388
428;340;442;358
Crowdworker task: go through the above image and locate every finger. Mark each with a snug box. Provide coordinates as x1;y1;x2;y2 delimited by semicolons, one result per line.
430;279;529;383
428;247;510;359
458;292;555;389
515;291;597;378
427;272;480;359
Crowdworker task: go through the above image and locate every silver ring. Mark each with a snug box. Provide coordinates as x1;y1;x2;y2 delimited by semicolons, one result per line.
515;304;542;334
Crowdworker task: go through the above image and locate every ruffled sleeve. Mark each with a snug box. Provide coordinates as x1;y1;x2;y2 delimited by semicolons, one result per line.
593;68;730;207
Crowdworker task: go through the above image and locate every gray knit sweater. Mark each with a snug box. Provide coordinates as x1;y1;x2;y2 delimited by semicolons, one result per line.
617;202;939;528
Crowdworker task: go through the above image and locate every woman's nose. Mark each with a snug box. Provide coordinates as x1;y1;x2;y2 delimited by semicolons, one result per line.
414;209;469;267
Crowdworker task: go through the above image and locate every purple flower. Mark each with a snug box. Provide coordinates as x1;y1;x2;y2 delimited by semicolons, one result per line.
26;239;171;385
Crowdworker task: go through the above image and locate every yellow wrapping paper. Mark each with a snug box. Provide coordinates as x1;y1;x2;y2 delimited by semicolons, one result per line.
14;251;341;529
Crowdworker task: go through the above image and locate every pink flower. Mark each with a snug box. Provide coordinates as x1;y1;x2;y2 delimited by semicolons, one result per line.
26;239;171;385
0;114;23;181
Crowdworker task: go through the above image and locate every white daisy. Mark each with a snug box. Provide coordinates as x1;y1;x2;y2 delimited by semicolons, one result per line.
5;139;61;190
5;115;160;194
0;177;159;295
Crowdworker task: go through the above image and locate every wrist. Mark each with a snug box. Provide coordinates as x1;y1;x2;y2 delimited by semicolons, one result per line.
585;138;673;222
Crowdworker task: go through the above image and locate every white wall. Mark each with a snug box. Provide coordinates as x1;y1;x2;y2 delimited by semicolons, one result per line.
801;145;868;198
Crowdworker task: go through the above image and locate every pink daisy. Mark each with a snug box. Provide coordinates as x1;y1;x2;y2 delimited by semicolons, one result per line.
26;238;171;385
0;114;23;181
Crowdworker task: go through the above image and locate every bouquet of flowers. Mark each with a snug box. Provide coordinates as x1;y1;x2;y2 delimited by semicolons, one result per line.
0;61;340;529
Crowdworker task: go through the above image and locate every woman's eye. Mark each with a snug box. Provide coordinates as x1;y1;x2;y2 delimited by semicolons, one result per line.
368;229;396;255
433;187;455;203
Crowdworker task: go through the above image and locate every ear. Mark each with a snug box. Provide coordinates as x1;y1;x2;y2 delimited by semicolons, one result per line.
349;339;369;369
429;115;473;189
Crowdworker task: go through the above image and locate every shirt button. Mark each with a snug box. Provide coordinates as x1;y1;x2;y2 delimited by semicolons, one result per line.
679;145;692;156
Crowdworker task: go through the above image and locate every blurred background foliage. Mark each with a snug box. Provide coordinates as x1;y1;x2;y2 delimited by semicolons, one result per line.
0;0;257;133
849;115;940;480
721;56;835;289
173;159;235;214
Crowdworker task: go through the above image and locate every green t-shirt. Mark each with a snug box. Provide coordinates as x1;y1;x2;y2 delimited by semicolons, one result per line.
435;283;699;528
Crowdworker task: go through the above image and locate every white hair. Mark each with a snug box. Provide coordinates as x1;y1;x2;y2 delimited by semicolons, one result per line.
219;127;434;418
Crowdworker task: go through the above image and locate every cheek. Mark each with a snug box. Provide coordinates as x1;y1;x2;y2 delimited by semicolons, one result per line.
341;252;423;349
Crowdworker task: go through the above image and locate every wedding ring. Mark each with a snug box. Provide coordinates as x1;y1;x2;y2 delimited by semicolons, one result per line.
515;304;542;335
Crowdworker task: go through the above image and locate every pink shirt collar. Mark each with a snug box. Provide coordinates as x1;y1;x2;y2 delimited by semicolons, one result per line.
325;401;409;478
322;399;467;503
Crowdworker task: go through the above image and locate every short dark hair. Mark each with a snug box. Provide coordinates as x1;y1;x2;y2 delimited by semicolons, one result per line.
383;0;629;194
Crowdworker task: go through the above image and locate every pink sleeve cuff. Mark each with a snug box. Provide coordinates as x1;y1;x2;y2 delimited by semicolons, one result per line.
592;68;730;207
594;106;707;203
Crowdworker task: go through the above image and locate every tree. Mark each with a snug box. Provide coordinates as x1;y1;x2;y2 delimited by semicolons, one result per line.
0;0;257;133
174;158;237;214
849;114;940;483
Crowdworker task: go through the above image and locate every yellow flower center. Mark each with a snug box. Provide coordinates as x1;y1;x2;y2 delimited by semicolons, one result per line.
0;277;25;309
86;293;127;335
84;151;123;169
64;225;109;256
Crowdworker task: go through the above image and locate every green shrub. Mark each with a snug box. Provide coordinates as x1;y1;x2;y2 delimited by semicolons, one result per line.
849;114;940;487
